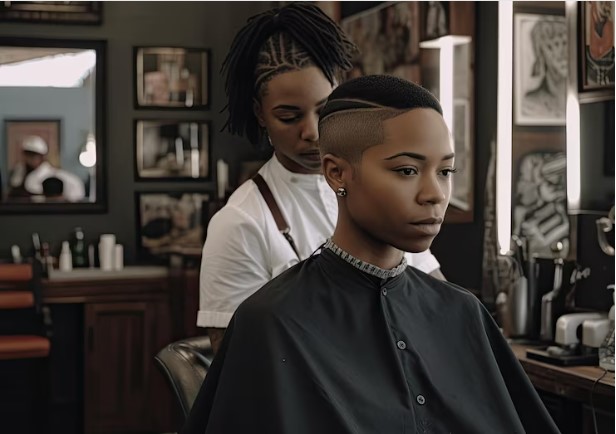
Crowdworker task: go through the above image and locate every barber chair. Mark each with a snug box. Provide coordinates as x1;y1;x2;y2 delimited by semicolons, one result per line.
154;335;214;427
0;260;52;434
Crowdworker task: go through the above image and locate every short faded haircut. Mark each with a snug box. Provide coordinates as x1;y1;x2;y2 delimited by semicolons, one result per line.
319;75;443;164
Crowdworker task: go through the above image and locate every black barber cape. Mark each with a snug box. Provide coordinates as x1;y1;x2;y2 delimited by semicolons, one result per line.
182;249;559;434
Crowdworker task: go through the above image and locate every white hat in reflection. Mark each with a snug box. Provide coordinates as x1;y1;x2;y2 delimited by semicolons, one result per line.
21;135;49;155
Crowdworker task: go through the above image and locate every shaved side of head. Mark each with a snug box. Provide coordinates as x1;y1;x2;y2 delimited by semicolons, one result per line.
319;75;443;165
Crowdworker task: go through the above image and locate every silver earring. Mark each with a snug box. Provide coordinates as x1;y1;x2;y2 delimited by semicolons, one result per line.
267;133;273;147
336;187;347;197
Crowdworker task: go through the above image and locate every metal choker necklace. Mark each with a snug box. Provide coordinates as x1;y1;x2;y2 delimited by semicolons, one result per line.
323;238;407;280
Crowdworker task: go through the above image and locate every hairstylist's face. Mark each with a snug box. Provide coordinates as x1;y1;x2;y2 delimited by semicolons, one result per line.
255;66;333;174
345;109;454;253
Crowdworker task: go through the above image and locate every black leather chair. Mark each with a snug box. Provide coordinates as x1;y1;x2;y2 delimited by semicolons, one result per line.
154;335;214;424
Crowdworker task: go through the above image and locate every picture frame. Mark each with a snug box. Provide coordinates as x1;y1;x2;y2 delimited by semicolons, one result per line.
341;2;421;83
0;1;102;25
4;119;62;173
134;46;210;109
135;120;210;180
136;191;210;261
514;13;567;126
579;1;615;97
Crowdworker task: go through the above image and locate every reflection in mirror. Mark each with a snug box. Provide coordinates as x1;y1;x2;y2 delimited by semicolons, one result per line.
0;38;105;213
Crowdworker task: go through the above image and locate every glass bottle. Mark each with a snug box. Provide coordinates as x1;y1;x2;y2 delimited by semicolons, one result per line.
71;227;88;268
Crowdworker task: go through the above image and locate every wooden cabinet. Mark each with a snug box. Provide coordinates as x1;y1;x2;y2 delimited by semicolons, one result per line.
84;301;172;433
44;269;177;434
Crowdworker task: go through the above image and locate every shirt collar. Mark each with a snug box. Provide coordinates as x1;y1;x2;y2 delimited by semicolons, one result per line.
323;238;408;280
270;153;326;189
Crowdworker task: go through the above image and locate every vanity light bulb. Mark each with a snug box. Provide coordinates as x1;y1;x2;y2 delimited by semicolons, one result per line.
79;148;96;168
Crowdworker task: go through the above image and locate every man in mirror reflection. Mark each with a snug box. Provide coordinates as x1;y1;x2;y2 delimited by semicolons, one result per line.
8;135;86;202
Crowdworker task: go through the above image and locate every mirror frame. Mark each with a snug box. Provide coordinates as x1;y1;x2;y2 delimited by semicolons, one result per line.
0;37;106;214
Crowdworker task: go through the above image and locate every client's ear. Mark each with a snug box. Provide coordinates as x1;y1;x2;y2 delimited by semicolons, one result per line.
322;153;351;192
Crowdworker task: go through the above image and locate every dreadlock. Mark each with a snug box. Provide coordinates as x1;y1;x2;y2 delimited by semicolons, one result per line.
221;2;357;147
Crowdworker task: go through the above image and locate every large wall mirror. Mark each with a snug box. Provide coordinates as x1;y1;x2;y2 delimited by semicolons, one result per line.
0;37;105;213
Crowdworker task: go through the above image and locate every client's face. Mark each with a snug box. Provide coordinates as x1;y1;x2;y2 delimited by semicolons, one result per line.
349;108;453;253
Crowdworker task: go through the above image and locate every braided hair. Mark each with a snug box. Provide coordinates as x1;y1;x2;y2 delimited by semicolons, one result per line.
221;2;357;147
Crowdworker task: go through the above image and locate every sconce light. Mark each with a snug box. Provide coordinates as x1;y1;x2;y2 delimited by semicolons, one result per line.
419;35;472;133
496;1;514;255
79;132;97;168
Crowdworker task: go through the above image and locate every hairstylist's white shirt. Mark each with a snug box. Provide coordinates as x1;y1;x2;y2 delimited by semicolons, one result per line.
197;155;440;328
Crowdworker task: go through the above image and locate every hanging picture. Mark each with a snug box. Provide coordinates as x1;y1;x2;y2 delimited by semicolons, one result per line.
134;46;209;109
514;13;567;126
341;2;421;83
136;192;210;260
0;1;102;24
579;1;615;94
135;120;210;180
512;151;569;258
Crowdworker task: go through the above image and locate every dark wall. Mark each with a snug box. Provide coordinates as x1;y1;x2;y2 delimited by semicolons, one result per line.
0;1;271;262
579;100;615;211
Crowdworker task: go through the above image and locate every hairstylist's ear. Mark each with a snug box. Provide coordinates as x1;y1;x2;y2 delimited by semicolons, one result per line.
253;99;266;127
322;153;351;192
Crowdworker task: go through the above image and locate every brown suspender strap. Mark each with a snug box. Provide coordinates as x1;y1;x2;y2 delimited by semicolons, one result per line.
252;174;301;259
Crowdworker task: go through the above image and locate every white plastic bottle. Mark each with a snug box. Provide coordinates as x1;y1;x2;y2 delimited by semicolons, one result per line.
59;241;73;272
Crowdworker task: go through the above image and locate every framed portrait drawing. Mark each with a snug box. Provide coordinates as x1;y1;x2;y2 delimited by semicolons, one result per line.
514;13;567;126
134;46;209;109
4;119;62;172
135;120;210;180
136;191;210;260
579;1;615;96
0;1;101;24
341;2;421;83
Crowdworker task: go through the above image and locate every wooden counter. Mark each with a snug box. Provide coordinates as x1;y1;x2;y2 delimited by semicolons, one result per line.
511;344;614;434
511;344;614;409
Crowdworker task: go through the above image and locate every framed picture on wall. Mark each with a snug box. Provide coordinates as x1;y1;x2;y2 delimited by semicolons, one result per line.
135;119;210;180
341;2;421;83
514;13;567;126
579;1;615;96
134;46;210;109
0;1;102;24
136;191;210;260
5;119;62;172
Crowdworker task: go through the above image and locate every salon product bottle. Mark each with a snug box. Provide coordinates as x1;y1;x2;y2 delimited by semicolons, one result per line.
59;241;73;272
71;227;88;268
